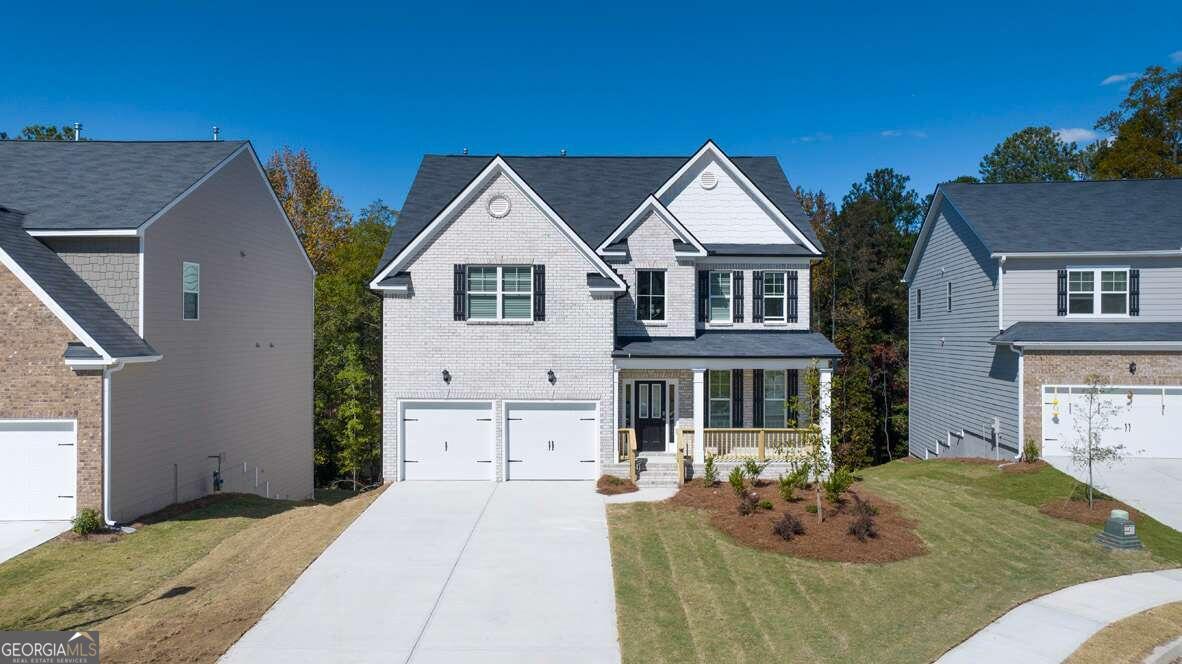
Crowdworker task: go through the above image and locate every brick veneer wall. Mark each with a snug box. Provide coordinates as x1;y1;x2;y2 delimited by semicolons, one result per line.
1023;350;1182;452
0;264;103;515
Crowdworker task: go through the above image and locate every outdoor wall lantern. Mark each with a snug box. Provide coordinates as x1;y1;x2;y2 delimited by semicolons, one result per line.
1129;361;1137;375
442;369;451;384
547;369;557;385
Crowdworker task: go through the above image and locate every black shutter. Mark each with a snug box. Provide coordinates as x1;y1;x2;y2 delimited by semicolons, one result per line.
533;265;546;321
752;369;764;427
702;370;709;428
453;264;467;321
733;271;744;322
698;270;709;322
788;270;799;323
731;370;743;427
1057;268;1068;316
1130;269;1140;317
752;271;764;322
787;369;799;426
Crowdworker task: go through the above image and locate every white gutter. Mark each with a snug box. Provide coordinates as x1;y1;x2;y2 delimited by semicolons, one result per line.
990;249;1182;259
102;361;125;526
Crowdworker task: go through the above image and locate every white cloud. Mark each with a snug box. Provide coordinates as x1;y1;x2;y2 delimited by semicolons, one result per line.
794;132;832;144
1171;50;1182;63
909;130;928;139
1055;127;1098;143
1101;72;1139;85
881;129;926;139
880;129;902;137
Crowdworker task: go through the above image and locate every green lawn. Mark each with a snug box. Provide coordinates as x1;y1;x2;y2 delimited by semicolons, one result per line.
607;460;1182;664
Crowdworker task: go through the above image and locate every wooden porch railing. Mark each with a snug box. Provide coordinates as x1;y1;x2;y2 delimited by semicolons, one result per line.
617;428;638;482
699;427;816;461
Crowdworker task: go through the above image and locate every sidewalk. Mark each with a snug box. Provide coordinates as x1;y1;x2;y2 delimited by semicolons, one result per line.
938;570;1182;663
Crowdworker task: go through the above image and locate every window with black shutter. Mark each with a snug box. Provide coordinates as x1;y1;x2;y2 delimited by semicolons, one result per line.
787;369;799;426
752;369;764;426
453;264;467;320
752;271;764;322
1057;268;1068;316
533;265;546;321
733;271;744;322
731;370;744;427
1130;269;1141;316
697;271;709;322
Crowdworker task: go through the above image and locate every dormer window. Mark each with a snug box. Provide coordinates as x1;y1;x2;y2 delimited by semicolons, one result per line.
636;270;665;321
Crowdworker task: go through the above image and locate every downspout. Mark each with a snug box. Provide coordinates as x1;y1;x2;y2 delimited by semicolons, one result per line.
997;255;1007;331
102;361;125;527
1015;345;1024;461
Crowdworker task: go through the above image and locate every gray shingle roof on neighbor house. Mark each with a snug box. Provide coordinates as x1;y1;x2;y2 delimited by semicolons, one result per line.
991;321;1182;345
614;331;841;359
375;153;822;278
939;178;1182;254
0;206;158;359
0;140;246;230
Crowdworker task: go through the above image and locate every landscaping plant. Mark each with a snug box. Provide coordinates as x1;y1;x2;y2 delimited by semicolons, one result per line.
777;474;797;502
703;454;719;486
728;466;746;497
772;512;806;541
737;492;759;516
758;499;773;510
823;466;855;504
1022;437;1040;464
741;458;770;485
1065;374;1128;508
72;508;102;536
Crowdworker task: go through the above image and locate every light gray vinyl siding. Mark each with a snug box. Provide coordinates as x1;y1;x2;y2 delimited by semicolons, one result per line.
108;150;313;521
1003;256;1182;326
694;259;812;331
909;205;1019;459
45;237;140;330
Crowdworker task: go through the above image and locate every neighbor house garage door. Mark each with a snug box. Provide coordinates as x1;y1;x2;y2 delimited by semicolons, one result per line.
506;402;597;480
1042;386;1182;458
402;402;494;480
0;420;76;520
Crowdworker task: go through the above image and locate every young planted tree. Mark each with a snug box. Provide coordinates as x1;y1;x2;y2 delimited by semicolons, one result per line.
1066;374;1127;508
801;362;832;523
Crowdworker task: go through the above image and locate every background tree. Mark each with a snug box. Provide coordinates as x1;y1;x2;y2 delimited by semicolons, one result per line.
1;124;87;140
978;126;1081;182
1091;64;1182;179
265;147;351;272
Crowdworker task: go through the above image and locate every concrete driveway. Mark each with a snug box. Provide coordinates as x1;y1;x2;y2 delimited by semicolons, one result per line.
1047;456;1182;531
0;521;70;565
221;482;620;664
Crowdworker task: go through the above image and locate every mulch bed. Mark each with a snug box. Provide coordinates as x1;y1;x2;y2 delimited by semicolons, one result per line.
58;530;122;543
597;475;639;495
1001;460;1050;474
1040;498;1138;526
668;479;927;564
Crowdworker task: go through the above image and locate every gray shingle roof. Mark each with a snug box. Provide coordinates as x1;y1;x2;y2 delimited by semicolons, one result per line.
0;206;158;359
0;140;246;230
940;179;1182;254
374;154;821;278
704;243;816;256
991;321;1182;345
613;331;841;358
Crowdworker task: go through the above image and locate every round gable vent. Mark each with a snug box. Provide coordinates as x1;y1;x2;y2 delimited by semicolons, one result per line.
700;170;718;190
487;194;511;218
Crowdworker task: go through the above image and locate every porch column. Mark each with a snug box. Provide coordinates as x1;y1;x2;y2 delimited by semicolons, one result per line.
692;368;705;465
819;363;833;470
613;366;620;428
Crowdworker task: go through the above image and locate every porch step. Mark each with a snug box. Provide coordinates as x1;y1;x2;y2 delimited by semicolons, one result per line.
635;458;686;488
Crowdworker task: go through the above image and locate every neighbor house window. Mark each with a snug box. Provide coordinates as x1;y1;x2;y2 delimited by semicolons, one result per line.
709;271;732;322
467;266;532;320
763;271;786;322
636;270;665;321
708;370;731;427
182;262;200;320
1069;268;1128;316
915;288;922;320
763;370;787;428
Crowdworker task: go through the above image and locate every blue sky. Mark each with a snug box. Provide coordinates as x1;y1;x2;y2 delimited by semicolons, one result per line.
2;2;1179;216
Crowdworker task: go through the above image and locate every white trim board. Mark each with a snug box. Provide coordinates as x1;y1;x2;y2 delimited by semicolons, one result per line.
371;156;626;292
596;195;706;257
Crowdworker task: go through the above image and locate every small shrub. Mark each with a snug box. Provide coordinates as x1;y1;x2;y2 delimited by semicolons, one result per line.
805;503;818;514
777;474;797;502
737;492;759;516
787;461;811;490
741;458;770;485
703;454;719;485
1022;438;1040;464
851;494;879;518
758;499;773;510
72;508;102;535
848;513;878;542
823;466;855;504
773;512;806;540
728;466;746;497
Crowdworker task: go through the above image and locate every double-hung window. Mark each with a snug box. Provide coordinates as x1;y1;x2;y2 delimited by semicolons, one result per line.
708;370;731;427
1068;268;1128;316
763;370;787;428
709;271;733;322
467;266;533;320
636;270;665;321
763;271;786;322
182;261;200;320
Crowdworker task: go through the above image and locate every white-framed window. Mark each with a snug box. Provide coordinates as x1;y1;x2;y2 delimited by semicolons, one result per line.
182;261;200;320
763;370;787;428
709;271;732;323
636;270;665;321
467;266;533;320
763;271;786;322
1068;268;1128;316
708;370;731;427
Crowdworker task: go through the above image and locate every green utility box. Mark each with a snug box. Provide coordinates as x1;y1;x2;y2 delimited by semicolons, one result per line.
1095;509;1143;550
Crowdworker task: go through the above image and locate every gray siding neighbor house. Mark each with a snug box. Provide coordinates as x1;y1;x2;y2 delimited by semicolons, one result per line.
371;141;839;486
905;178;1182;461
0;140;314;523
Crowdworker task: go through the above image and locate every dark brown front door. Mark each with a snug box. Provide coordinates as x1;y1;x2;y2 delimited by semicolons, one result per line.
635;381;667;452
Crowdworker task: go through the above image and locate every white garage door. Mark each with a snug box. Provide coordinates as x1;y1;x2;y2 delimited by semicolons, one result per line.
1042;386;1182;458
506;402;597;480
0;420;76;520
402;402;494;480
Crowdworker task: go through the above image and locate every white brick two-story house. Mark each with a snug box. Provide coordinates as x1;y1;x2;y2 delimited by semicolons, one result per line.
371;141;838;484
